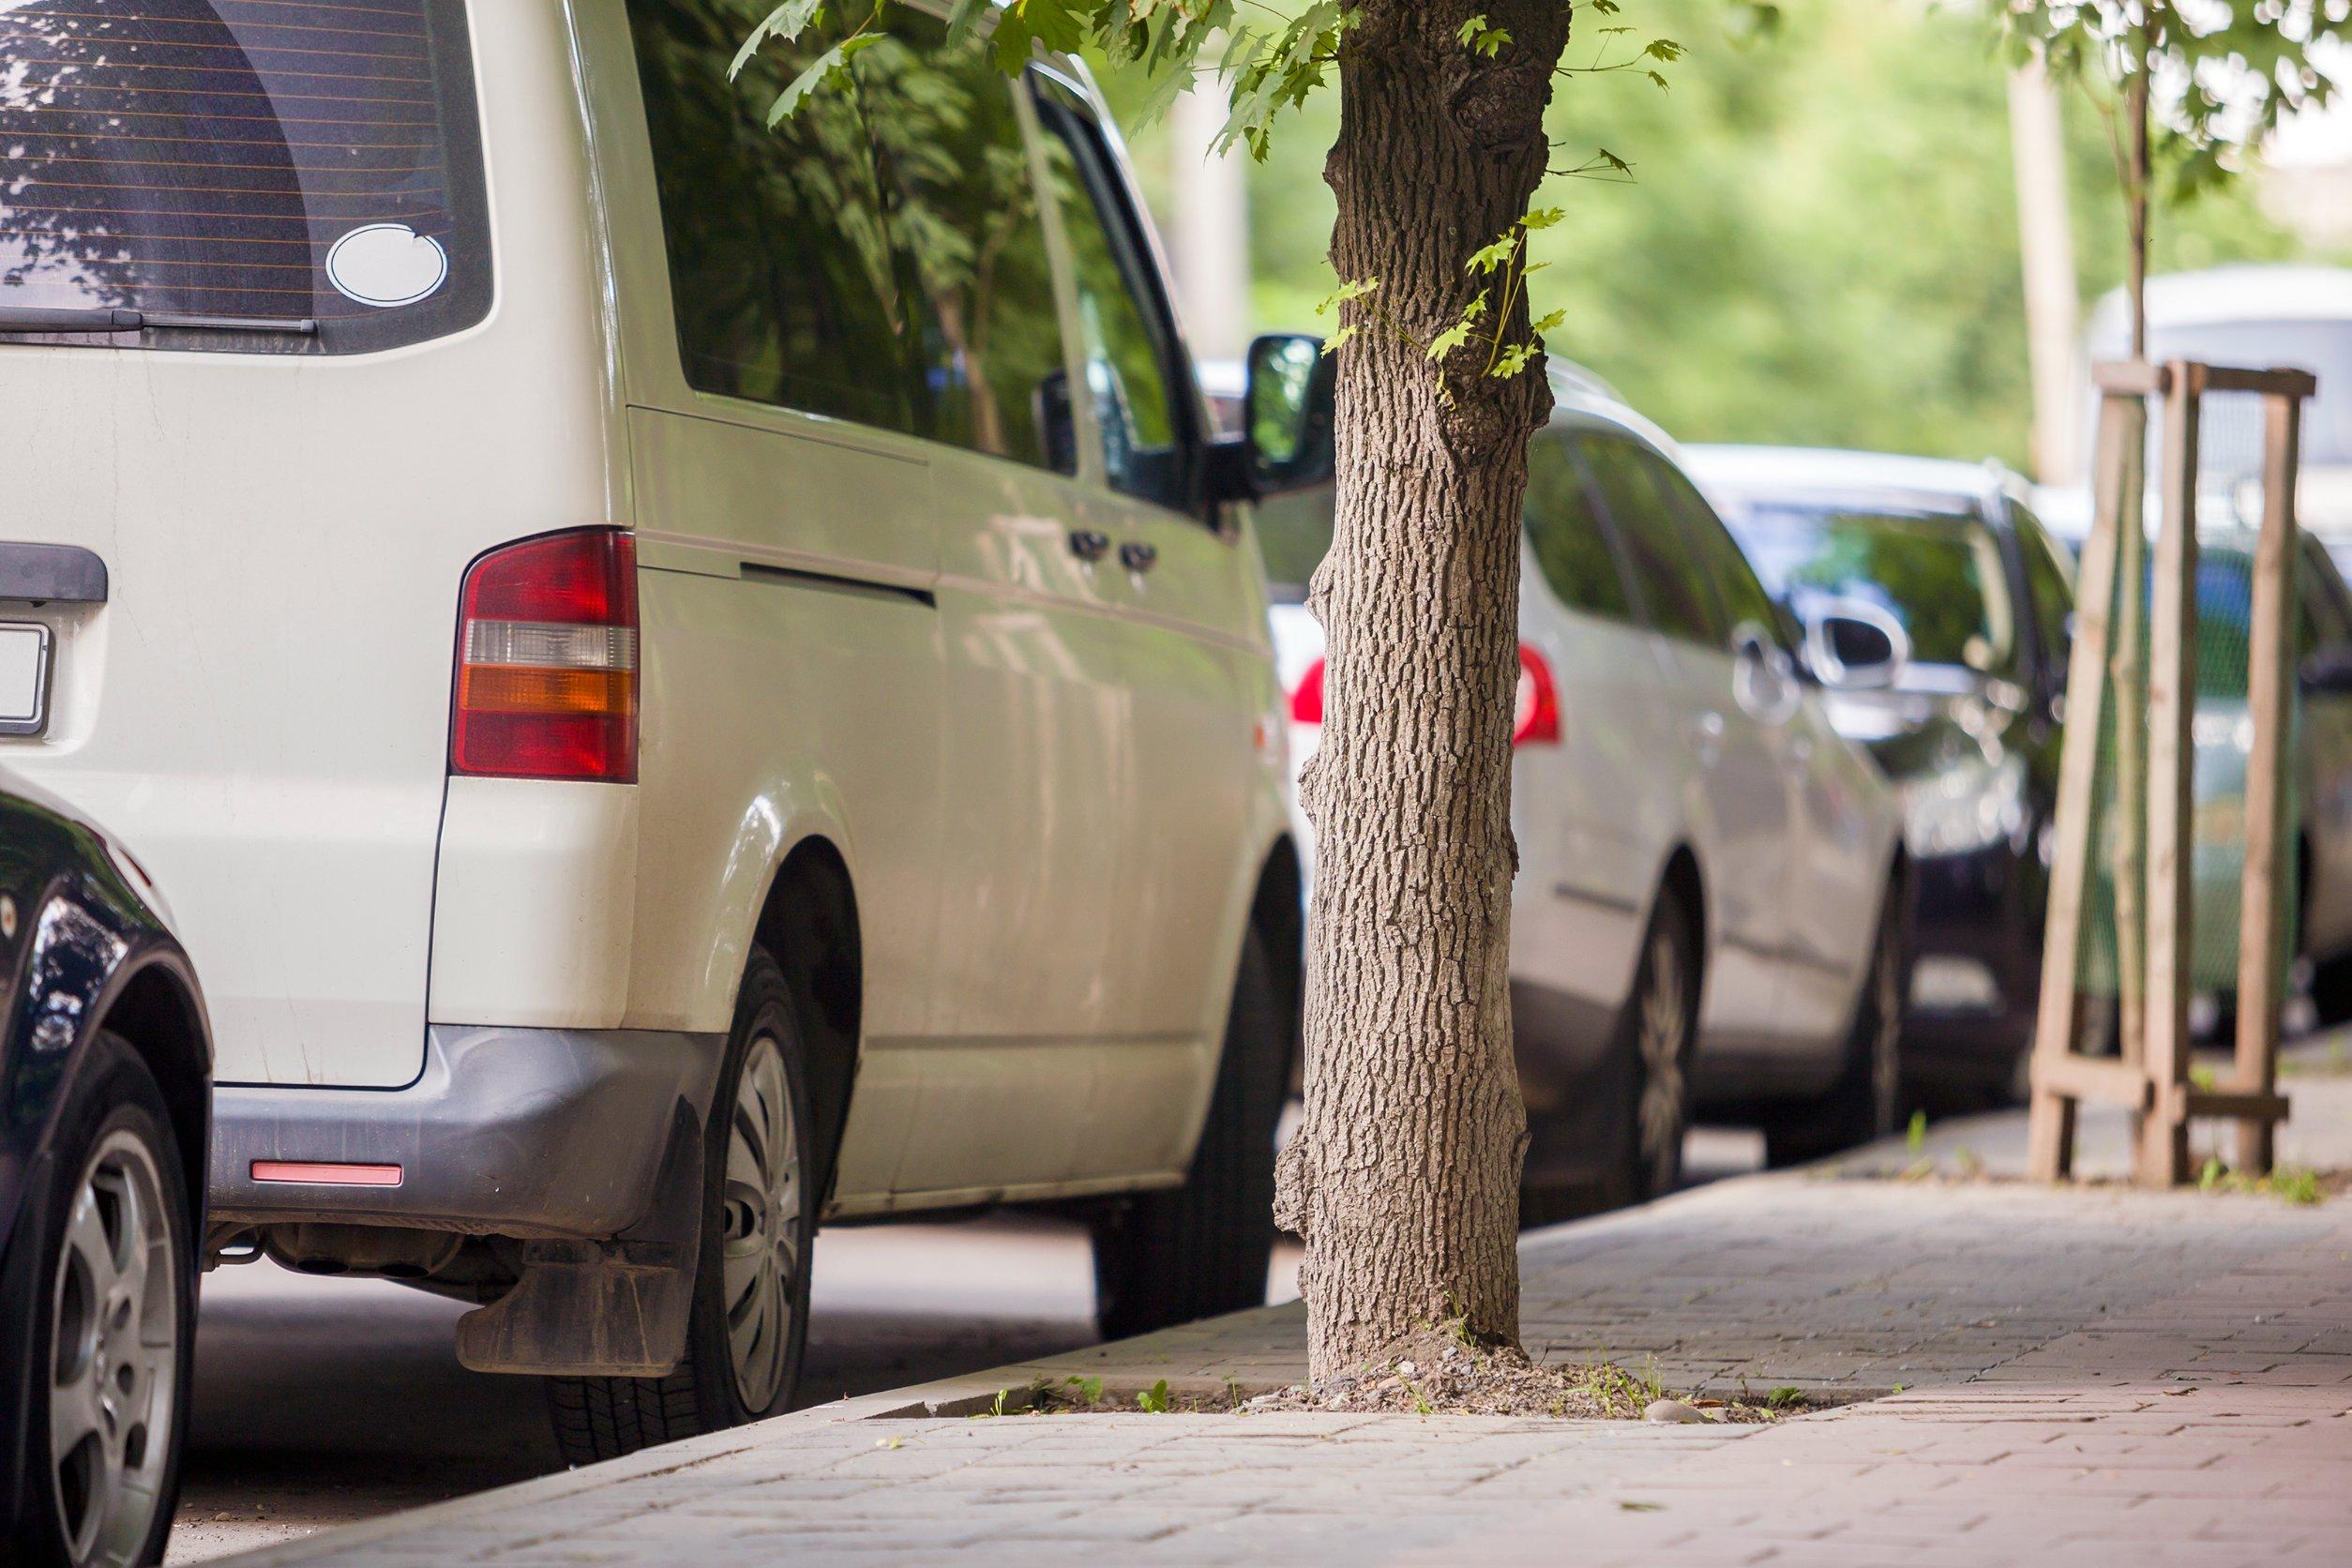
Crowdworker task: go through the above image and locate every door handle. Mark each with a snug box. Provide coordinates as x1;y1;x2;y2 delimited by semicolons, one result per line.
1067;529;1111;563
1689;710;1724;761
1120;541;1159;574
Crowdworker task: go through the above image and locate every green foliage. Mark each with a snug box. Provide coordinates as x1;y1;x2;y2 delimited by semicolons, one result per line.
1136;1377;1174;1413
1104;0;2304;467
1999;1;2352;207
1764;1385;1806;1411
1907;1108;1929;1154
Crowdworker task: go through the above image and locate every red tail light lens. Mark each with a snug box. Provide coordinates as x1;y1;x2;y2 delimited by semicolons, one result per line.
1295;648;1559;746
1289;658;1326;724
452;529;638;783
1515;645;1560;746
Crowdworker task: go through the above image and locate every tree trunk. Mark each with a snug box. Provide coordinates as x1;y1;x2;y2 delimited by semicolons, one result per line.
1275;0;1570;1382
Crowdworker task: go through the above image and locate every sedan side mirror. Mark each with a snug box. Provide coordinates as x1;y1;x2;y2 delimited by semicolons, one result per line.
1803;597;1909;691
2301;642;2352;696
1211;333;1335;502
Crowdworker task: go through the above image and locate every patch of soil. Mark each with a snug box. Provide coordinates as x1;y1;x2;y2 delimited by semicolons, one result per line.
1234;1328;1779;1422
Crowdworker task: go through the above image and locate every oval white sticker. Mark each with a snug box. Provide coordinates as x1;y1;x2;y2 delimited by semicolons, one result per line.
324;224;448;309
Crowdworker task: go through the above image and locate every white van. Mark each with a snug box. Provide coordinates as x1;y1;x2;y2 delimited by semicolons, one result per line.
0;0;1319;1460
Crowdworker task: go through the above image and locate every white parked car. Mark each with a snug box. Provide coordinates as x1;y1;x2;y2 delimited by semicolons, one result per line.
1265;374;1910;1196
0;0;1318;1463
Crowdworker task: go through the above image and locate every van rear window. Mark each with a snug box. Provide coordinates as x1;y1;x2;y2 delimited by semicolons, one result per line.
0;0;490;354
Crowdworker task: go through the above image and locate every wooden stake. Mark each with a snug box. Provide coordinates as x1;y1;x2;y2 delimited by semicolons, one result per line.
2028;386;2138;1181
2233;390;2301;1175
2139;362;2201;1190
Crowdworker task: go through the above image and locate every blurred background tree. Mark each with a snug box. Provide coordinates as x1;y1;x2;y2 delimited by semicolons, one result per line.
1100;0;2315;472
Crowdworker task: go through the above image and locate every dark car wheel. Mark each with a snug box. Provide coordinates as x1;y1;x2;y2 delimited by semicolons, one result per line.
8;1031;193;1568
546;947;815;1466
1092;927;1287;1340
1608;891;1699;1206
1764;893;1906;1168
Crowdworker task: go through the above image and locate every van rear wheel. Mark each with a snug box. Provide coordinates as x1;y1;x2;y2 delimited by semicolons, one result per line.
1091;928;1287;1340
545;948;814;1466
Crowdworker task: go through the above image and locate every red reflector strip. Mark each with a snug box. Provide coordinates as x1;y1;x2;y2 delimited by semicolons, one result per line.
250;1160;403;1187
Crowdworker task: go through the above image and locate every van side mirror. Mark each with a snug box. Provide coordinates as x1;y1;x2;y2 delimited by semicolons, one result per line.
1803;597;1909;691
1211;333;1335;503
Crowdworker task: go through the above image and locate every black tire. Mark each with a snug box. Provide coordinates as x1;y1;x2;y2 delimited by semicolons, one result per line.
1602;889;1699;1208
1764;891;1906;1168
546;947;815;1467
1091;927;1287;1341
2310;951;2352;1030
7;1031;194;1568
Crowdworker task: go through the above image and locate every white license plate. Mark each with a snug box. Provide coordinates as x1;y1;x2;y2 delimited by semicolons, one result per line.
0;622;54;736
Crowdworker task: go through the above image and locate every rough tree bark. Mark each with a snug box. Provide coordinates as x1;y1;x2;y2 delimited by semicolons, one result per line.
1274;0;1574;1382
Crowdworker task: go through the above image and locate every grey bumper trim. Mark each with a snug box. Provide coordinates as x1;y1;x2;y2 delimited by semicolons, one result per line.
210;1025;727;1241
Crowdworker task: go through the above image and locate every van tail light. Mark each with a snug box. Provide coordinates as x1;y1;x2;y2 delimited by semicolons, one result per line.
1515;645;1561;746
451;529;638;783
1291;648;1560;746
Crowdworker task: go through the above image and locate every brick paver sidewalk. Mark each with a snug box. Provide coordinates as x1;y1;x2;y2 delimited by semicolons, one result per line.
235;1106;2352;1565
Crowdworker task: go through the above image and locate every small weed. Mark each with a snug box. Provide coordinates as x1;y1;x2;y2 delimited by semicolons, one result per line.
1400;1374;1434;1416
1764;1386;1806;1412
1225;1376;1244;1410
2191;1063;2219;1091
2194;1158;2326;1205
1891;1384;1906;1395
1063;1375;1104;1406
972;1387;1020;1420
1906;1109;1928;1153
1136;1378;1173;1414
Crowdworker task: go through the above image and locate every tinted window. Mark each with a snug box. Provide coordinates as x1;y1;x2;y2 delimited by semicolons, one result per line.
1033;80;1196;513
630;2;1064;466
1523;434;1636;622
1652;457;1785;648
1713;488;2017;672
1581;436;1717;643
2013;502;2076;678
0;0;490;354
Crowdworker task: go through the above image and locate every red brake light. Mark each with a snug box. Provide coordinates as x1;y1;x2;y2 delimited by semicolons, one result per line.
452;529;638;783
1289;657;1326;725
1292;649;1557;744
1515;645;1560;746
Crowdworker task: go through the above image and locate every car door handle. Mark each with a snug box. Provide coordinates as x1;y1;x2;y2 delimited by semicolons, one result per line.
1120;541;1159;574
1688;710;1724;761
1067;529;1111;563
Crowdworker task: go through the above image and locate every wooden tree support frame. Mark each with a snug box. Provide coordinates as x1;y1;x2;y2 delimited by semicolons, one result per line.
2027;360;2314;1187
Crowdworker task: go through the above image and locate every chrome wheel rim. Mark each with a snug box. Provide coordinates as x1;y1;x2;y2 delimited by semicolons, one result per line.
1636;925;1689;1193
721;1033;800;1413
49;1128;177;1568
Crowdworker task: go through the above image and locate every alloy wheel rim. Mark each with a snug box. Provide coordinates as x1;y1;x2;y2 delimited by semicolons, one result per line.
49;1128;177;1568
721;1033;801;1412
1636;926;1688;1192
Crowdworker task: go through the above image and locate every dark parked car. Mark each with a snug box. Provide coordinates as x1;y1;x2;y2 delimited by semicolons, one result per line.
1689;447;2074;1107
0;772;210;1567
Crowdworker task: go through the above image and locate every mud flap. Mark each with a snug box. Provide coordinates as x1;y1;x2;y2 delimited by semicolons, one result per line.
454;1099;703;1376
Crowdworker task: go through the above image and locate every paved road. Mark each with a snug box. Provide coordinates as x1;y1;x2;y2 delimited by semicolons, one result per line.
166;1129;1760;1562
169;1214;1139;1561
231;1127;2352;1568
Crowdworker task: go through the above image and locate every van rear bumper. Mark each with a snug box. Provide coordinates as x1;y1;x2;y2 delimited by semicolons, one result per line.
208;1025;726;1241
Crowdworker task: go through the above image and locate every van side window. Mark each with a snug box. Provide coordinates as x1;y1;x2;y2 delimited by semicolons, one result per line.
1524;435;1638;623
882;21;1069;469
628;0;925;433
1578;436;1716;644
1031;81;1199;515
